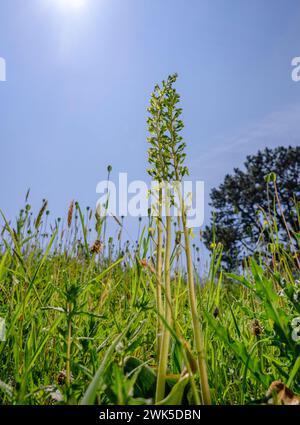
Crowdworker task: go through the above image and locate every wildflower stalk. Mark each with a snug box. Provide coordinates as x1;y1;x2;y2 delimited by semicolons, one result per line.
273;178;300;269
171;141;211;404
170;89;211;405
148;74;211;404
66;302;72;386
181;202;211;404
147;82;170;369
155;187;163;359
171;144;211;404
102;165;112;253
155;189;172;402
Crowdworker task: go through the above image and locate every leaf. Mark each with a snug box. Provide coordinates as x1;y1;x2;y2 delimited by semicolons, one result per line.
0;209;22;257
26;314;63;373
204;310;269;386
156;373;189;405
90;257;124;284
76;203;90;258
287;356;300;387
26;230;58;306
124;357;156;398
80;315;138;405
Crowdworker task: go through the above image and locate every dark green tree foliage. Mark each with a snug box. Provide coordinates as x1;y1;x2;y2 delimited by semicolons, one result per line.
203;146;300;269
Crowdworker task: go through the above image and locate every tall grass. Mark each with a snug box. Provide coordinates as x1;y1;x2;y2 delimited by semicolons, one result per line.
0;75;299;405
0;189;299;404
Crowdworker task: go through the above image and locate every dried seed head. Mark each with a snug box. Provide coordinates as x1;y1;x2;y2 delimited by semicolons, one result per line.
57;370;66;386
35;200;48;230
213;307;220;318
67;200;74;228
251;319;263;337
140;258;147;267
57;370;73;386
175;231;181;245
140;258;156;274
266;381;299;405
90;240;102;254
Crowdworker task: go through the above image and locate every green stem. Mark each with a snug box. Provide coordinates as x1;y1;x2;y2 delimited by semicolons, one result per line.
182;208;211;405
156;193;172;402
156;188;163;360
66;304;72;386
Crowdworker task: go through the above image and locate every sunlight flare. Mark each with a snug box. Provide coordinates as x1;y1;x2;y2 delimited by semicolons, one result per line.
59;0;86;8
51;0;87;12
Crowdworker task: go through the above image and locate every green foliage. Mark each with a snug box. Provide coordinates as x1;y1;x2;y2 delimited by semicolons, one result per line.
204;146;300;269
0;189;299;405
0;77;299;406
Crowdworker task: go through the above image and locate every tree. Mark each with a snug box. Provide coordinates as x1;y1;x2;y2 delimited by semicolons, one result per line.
203;146;300;269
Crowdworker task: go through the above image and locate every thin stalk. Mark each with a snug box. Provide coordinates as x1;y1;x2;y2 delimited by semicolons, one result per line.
156;187;163;360
181;205;211;405
156;192;172;402
66;303;72;386
102;168;111;255
171;143;211;404
274;181;300;269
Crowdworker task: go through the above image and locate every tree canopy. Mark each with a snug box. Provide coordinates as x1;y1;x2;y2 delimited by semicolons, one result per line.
203;146;300;269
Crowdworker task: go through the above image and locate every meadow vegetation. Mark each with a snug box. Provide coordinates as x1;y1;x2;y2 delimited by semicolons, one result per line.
0;75;299;405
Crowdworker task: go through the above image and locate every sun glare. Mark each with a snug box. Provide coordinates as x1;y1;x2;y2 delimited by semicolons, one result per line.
54;0;87;11
62;0;85;7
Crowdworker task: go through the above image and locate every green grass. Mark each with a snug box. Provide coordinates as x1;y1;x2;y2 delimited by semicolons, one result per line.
0;76;299;405
0;193;299;405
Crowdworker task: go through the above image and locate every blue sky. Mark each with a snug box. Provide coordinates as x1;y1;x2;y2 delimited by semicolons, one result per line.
0;0;300;239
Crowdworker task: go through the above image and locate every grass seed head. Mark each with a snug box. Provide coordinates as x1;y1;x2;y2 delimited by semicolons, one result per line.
67;200;74;228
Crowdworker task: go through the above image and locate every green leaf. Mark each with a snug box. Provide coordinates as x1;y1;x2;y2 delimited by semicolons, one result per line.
287;356;300;387
156;374;189;405
80;314;138;405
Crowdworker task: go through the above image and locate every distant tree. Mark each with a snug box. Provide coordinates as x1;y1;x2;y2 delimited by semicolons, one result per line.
203;146;300;269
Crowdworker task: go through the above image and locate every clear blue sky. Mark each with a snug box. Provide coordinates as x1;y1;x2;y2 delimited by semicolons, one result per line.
0;0;300;235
